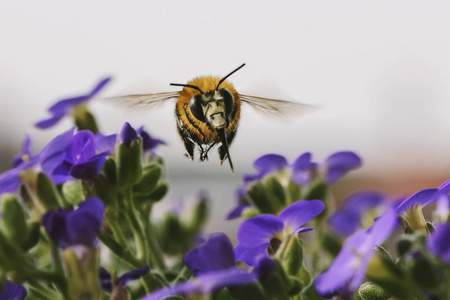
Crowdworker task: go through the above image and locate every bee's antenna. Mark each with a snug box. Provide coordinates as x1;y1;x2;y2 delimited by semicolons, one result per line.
216;63;246;90
170;83;204;94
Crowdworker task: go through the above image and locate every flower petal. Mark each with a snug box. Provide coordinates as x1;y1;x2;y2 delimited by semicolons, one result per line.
234;243;269;267
344;191;384;213
328;209;361;237
395;188;441;215
324;151;361;184
279;200;325;232
120;122;138;147
237;214;284;247
0;280;27;300
184;233;235;276
292;152;316;185
253;154;288;174
116;266;150;287
69;152;109;180
427;223;450;264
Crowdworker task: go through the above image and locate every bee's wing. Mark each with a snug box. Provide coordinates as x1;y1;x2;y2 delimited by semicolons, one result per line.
239;94;317;118
105;91;180;111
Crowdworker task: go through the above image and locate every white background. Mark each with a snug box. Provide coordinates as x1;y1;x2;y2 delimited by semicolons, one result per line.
2;1;450;232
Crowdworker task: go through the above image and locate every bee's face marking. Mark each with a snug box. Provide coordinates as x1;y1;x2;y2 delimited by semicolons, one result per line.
189;89;235;130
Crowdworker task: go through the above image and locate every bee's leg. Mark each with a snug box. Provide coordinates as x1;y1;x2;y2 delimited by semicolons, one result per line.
200;142;216;161
177;125;195;160
218;129;237;165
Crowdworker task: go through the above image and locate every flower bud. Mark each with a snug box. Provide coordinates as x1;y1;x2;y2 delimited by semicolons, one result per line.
72;104;99;133
62;180;85;206
145;182;168;203
1;194;28;247
411;253;439;290
358;281;391;300
303;179;327;202
247;182;283;214
116;125;143;189
264;175;286;207
36;172;62;210
186;193;209;233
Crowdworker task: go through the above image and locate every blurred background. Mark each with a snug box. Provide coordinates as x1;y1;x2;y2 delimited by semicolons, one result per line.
2;1;450;234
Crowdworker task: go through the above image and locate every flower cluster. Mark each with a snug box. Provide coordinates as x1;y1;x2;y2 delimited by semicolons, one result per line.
1;77;450;300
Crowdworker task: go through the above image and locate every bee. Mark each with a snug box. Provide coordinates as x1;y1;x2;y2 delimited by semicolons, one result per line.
109;64;313;172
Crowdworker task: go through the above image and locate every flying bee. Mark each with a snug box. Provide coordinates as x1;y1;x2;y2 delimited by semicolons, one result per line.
109;63;314;172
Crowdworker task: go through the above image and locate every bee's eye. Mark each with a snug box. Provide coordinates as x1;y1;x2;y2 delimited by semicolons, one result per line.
220;89;234;116
189;96;205;122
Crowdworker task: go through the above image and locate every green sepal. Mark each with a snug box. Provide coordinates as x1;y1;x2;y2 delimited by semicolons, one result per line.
143;182;168;203
0;231;27;271
1;194;29;247
247;182;283;215
287;180;301;204
258;260;292;299
411;254;439;290
62;180;85;206
276;236;303;276
93;174;118;207
300;282;322;300
186;196;209;233
303;180;327;201
116;139;143;190
133;164;162;196
102;157;117;185
211;289;236;300
287;277;303;295
36;172;62;210
72;104;99;133
228;283;267;300
396;235;414;257
241;207;259;219
159;213;190;255
63;247;102;300
98;231;124;256
358;281;391;300
22;221;40;251
321;231;342;257
264;175;286;207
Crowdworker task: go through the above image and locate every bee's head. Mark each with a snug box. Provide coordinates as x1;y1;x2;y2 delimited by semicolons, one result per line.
188;89;233;130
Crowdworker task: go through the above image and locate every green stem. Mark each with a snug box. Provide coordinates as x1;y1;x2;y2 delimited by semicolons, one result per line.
140;205;166;271
125;188;147;263
27;279;64;300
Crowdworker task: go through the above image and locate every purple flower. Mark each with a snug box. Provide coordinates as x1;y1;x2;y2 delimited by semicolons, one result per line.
11;135;32;168
324;152;361;184
51;130;112;183
395;188;442;231
0;280;27;300
0;128;75;194
226;187;251;220
235;200;325;266
141;234;261;300
100;266;150;293
120;122;139;148
41;197;104;249
426;223;450;264
328;191;385;237
35;77;111;129
137;126;166;155
315;208;398;297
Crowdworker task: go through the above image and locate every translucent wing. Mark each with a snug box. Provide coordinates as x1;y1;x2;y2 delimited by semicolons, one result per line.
239;94;317;118
105;91;180;111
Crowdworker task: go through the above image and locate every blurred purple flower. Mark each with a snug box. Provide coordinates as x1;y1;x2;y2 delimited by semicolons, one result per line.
35;77;111;129
100;266;150;293
315;208;398;297
137;126;166;155
0;280;27;300
395;188;442;231
119;122;139;148
235;200;325;266
0;128;75;194
141;233;265;300
426;223;450;264
51;130;112;183
41;197;104;249
11;135;32;168
328;191;385;237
